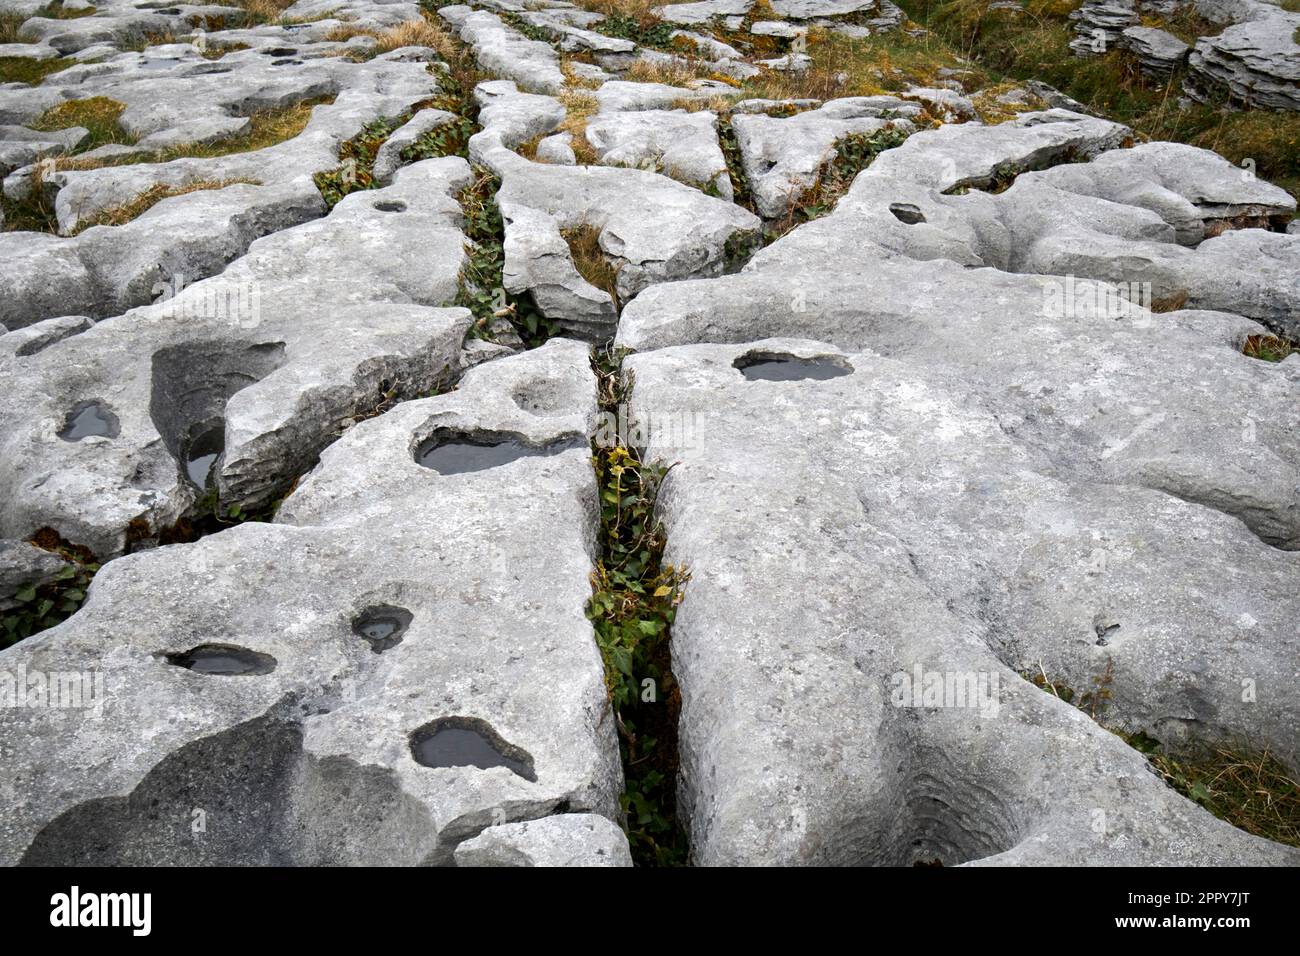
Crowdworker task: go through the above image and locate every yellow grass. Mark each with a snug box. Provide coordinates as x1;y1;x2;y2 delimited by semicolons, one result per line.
72;179;260;233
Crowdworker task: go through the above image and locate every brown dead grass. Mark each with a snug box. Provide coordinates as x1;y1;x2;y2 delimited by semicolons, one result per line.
558;90;600;165
327;17;447;54
228;0;296;25
583;0;659;23
1146;745;1300;848
57;96;333;171
563;224;619;305
625;56;715;87
72;178;259;233
561;56;604;89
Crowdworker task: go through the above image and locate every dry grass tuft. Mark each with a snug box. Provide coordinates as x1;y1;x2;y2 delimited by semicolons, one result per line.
1146;746;1300;848
583;0;659;24
558;90;600;164
72;178;259;233
670;94;733;114
30;97;135;150
1149;289;1189;314
561;57;604;89
1241;333;1300;363
562;224;619;304
625;56;714;87
327;17;447;54
58;96;333;171
228;0;296;25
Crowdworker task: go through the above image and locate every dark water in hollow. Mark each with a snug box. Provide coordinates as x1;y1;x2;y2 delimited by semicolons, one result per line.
185;427;224;488
166;644;276;676
735;356;852;381
352;606;411;653
416;435;578;475
410;726;535;780
59;402;118;440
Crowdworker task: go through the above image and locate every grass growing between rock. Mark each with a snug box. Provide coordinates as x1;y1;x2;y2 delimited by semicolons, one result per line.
896;0;1300;199
740;29;979;101
1027;662;1300;848
30;96;135;151
563;224;620;305
558;89;600;164
588;346;691;866
1;1;97;40
1;530;98;649
0;55;73;85
226;0;297;26
58;96;336;172
1242;333;1300;363
71;178;259;233
326;17;451;58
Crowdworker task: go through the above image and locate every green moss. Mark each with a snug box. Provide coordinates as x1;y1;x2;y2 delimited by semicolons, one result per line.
0;54;73;84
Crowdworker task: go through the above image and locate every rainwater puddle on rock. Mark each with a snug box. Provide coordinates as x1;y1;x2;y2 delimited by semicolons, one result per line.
59;401;119;441
184;426;224;488
734;354;852;382
410;718;536;781
352;606;412;654
165;644;276;676
889;202;926;225
415;432;580;475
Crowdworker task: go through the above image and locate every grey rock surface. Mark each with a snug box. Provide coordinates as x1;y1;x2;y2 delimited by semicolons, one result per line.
2;0;1297;871
1069;0;1139;57
479;144;761;303
439;5;564;94
0;159;474;557
1121;25;1190;78
625;338;1300;865
585;108;731;199
0;340;623;865
1184;11;1300;111
373;108;459;184
865;109;1133;191
732;96;920;218
0;51;445;329
454;813;633;866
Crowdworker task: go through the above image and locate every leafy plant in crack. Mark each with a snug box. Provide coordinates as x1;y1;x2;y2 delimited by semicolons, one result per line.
399;114;475;163
2;541;98;648
587;349;691;866
455;169;555;346
313;116;402;207
598;12;676;49
769;125;910;240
